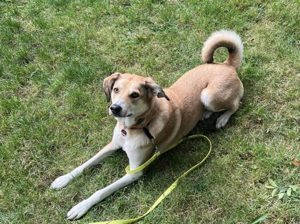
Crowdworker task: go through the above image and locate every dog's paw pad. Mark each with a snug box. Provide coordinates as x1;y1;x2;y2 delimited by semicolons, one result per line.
50;174;73;189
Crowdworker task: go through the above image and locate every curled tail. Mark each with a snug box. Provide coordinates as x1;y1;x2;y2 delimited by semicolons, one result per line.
201;30;243;69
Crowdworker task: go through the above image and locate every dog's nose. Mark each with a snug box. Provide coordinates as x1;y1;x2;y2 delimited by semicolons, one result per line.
110;104;122;115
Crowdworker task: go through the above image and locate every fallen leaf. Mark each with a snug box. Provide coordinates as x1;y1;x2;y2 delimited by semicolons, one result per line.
278;192;285;199
269;179;278;187
291;158;300;167
251;214;268;224
272;189;278;197
287;188;292;196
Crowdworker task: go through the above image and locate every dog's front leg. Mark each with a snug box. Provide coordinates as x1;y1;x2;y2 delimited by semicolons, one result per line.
50;142;119;189
67;171;143;220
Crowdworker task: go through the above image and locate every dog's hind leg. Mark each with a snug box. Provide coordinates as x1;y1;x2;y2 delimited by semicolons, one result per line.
215;100;239;128
200;80;243;129
50;142;119;189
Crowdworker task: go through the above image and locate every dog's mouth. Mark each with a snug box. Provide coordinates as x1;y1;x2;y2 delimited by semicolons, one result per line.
112;112;133;118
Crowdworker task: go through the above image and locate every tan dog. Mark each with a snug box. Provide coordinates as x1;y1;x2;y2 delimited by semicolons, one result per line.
51;30;244;220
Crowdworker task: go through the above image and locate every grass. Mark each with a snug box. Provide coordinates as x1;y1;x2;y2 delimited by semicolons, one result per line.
0;0;299;223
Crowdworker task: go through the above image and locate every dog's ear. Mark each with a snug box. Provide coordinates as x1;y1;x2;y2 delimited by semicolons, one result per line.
143;77;170;101
103;73;121;102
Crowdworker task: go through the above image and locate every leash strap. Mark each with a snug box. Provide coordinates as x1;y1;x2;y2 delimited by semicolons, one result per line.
90;134;212;224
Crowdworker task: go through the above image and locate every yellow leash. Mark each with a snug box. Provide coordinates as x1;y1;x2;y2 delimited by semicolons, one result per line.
91;134;212;224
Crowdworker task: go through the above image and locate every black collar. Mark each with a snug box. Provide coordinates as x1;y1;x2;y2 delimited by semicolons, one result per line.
143;127;154;140
143;127;158;151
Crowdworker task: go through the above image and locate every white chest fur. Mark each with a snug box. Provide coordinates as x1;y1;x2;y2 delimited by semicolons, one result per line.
112;125;154;170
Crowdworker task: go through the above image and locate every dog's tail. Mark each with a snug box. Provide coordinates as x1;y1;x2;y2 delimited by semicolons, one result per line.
201;30;243;69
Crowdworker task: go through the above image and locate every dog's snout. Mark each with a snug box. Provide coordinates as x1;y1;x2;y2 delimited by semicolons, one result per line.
110;104;122;115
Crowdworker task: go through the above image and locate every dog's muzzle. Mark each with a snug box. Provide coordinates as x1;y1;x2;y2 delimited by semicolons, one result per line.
110;104;133;117
110;104;122;116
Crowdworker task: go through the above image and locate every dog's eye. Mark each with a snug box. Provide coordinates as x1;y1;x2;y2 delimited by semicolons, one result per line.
130;92;140;98
113;87;119;93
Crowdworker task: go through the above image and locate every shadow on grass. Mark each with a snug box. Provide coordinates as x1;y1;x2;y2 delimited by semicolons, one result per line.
145;112;222;179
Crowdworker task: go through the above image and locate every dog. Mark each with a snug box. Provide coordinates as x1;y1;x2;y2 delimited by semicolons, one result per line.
50;30;244;220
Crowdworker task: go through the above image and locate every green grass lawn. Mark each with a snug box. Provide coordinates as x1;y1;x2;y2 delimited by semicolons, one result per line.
1;0;299;223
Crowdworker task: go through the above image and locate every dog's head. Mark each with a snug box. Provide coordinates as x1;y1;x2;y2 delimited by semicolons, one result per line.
103;72;169;118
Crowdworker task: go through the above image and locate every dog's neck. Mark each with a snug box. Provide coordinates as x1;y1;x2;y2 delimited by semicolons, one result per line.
130;109;155;129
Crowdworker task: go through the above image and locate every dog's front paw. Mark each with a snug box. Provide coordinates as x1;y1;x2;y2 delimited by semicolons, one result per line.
50;174;73;189
67;199;92;220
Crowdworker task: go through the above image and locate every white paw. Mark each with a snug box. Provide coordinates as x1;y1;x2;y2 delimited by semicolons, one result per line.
67;199;92;220
203;111;213;120
50;174;73;189
216;115;230;129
